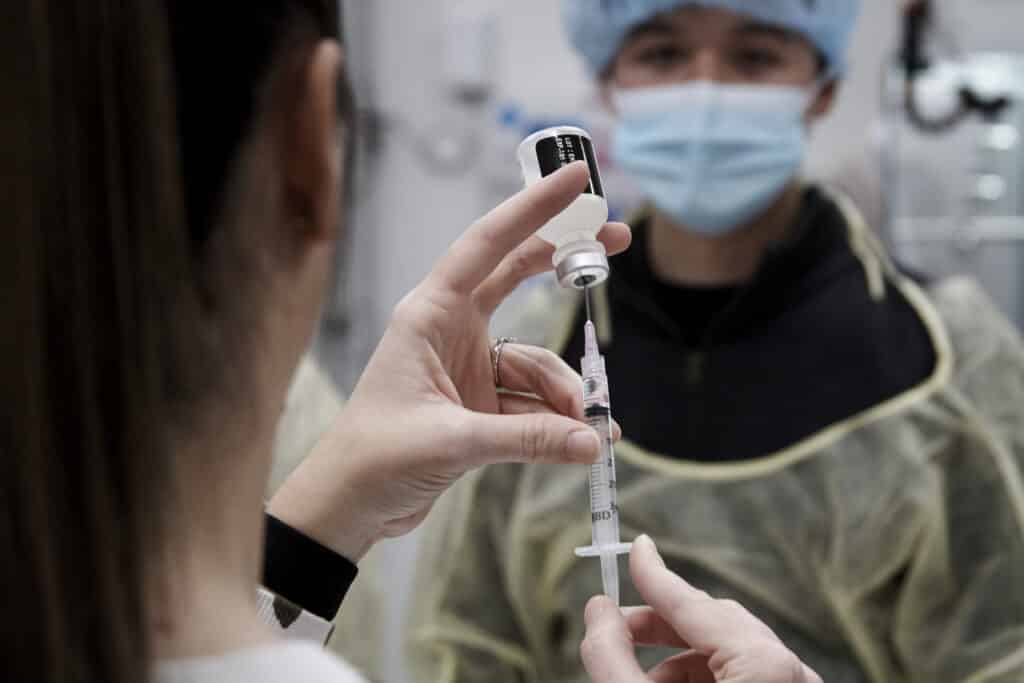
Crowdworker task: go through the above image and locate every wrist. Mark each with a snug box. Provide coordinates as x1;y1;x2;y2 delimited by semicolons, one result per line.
267;486;376;564
268;433;381;563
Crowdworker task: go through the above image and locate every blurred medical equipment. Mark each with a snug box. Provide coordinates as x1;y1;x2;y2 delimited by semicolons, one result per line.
384;1;498;174
884;0;1024;327
443;2;498;105
899;0;1010;132
518;126;631;603
345;2;500;177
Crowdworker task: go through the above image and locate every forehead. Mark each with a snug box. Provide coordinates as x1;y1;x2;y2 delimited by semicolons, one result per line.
624;6;812;48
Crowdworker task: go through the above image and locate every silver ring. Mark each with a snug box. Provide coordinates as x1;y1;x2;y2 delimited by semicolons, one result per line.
490;337;517;388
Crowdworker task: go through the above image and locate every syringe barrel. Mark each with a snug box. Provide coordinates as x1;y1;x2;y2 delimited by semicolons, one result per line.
576;322;629;603
588;460;612;519
584;400;621;548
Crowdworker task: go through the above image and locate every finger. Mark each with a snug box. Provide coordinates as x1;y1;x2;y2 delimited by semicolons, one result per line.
497;345;585;420
580;596;647;683
427;162;591;296
631;535;707;600
463;411;601;467
499;393;622;441
621;607;691;649
647;652;714;683
497;345;622;440
474;222;633;314
629;535;745;654
803;663;825;683
498;393;560;417
631;540;809;682
497;390;623;440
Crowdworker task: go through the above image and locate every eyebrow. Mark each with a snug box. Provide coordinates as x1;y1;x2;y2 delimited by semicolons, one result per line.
734;20;804;44
626;16;804;45
624;17;675;40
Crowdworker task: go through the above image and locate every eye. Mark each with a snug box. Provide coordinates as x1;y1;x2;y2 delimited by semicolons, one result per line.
636;45;690;70
732;48;785;71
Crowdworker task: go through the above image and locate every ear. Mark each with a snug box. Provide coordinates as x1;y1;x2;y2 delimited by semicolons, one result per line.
281;40;345;243
807;78;839;122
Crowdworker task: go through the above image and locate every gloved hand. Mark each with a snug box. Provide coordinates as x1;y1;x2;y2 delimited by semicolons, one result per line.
269;162;630;561
582;536;823;683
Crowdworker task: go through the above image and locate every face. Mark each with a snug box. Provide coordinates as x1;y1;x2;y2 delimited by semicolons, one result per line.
608;7;834;116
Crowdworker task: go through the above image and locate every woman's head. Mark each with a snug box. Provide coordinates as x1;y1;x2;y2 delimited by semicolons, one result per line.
167;2;352;412
1;2;349;682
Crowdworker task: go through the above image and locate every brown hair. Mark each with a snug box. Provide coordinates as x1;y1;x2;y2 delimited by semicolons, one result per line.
0;2;343;682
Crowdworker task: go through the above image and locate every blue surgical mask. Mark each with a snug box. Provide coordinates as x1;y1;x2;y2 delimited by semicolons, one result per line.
611;81;812;236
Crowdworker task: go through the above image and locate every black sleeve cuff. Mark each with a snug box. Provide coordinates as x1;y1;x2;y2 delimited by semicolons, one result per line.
262;512;359;621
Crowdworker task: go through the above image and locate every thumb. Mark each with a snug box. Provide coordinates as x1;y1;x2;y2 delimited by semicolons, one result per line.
581;596;646;683
464;412;601;467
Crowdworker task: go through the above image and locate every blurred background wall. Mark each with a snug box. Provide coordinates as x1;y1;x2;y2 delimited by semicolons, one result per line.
329;0;897;351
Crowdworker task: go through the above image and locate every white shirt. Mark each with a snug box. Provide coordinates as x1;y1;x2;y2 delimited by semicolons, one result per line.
155;642;365;683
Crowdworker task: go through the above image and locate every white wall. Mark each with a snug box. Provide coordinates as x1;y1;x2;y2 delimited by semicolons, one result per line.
354;1;594;337
806;0;896;175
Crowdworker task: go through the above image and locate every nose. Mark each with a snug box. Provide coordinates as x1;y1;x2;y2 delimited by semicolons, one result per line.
690;49;726;83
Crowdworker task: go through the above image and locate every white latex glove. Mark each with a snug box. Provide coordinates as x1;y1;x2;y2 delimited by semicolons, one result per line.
269;162;631;561
582;536;823;683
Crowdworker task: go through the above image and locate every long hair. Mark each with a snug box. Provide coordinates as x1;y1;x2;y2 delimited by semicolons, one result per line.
0;2;342;682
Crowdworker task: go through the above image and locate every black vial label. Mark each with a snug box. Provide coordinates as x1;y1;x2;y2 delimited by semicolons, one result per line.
535;134;604;198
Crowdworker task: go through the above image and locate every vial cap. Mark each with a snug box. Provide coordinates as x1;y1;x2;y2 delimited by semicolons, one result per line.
556;248;610;289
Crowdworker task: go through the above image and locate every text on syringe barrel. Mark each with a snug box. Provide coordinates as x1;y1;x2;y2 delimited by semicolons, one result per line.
589;464;614;520
584;404;618;521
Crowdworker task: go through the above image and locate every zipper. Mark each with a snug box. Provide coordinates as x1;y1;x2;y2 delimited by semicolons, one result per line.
609;274;756;453
684;351;706;445
685;352;706;386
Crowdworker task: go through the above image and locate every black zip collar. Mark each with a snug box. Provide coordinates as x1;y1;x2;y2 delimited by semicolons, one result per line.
609;188;854;350
559;186;938;462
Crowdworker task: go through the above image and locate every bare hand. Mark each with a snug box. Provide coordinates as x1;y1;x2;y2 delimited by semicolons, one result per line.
581;536;823;683
269;162;631;560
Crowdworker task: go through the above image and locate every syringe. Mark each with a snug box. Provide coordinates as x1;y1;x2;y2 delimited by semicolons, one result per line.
516;126;630;602
574;305;631;605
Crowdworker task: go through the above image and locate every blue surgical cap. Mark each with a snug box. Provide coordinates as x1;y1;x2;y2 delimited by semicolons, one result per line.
563;0;861;77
